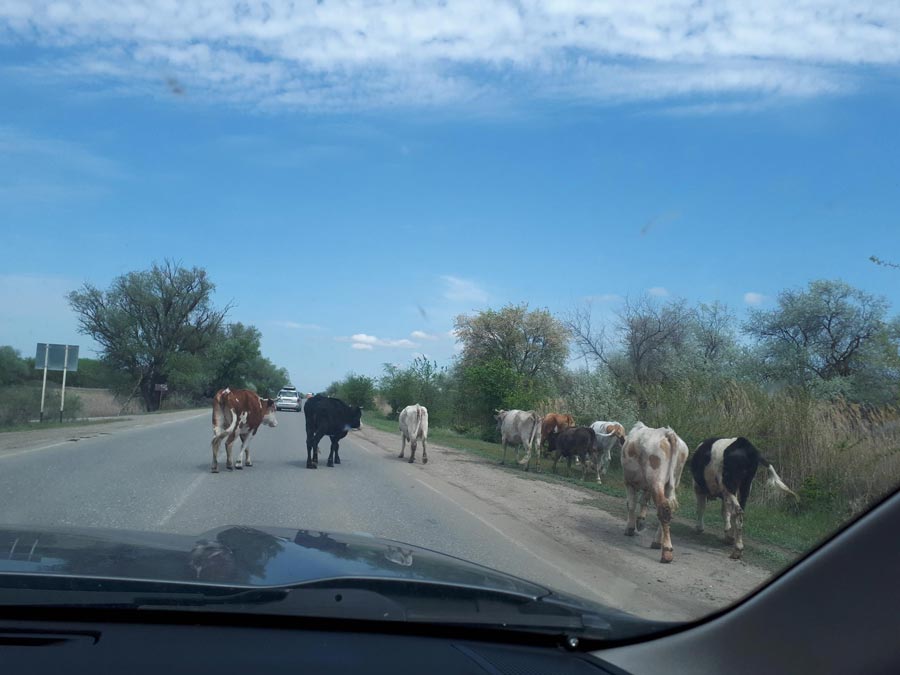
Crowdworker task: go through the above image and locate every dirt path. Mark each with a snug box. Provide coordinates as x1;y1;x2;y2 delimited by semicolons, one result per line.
358;424;772;621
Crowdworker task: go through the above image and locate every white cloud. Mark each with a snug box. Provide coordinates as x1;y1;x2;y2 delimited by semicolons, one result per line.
5;2;893;112
411;330;438;340
271;320;322;330
340;333;419;349
441;275;488;304
744;291;767;306
648;287;670;297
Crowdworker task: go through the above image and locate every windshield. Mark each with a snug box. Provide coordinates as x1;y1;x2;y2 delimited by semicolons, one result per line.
0;1;898;637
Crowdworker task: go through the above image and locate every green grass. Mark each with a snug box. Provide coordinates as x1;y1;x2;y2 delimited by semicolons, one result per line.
364;411;844;572
0;418;124;434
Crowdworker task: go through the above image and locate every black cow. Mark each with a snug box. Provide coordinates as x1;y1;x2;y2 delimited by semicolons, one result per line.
303;394;362;469
691;437;798;559
549;426;597;480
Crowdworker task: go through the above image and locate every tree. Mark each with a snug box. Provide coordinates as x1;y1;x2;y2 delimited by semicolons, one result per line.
745;280;898;400
328;373;375;408
0;346;30;385
454;304;569;380
68;261;229;411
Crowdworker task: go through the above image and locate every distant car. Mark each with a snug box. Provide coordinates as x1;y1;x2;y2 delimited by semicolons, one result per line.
275;389;302;412
306;392;313;399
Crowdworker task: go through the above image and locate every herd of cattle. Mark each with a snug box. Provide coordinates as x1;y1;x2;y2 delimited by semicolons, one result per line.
209;388;798;564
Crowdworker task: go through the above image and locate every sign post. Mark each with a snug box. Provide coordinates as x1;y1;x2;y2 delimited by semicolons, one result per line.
39;344;50;423
35;343;79;423
155;383;168;410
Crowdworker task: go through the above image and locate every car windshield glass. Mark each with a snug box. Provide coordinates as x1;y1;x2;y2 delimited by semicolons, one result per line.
0;1;898;638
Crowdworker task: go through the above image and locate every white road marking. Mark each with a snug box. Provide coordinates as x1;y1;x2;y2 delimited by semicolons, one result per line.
413;477;601;598
157;473;207;527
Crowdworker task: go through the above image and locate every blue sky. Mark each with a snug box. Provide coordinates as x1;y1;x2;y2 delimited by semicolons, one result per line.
1;2;899;390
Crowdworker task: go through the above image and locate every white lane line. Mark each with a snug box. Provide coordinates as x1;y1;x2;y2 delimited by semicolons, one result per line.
414;477;601;599
158;473;207;527
0;412;208;461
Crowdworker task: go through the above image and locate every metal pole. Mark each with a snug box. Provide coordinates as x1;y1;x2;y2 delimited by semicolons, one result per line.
39;345;49;423
59;345;69;423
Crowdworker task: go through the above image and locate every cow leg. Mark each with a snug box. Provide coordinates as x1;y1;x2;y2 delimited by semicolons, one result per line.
723;497;734;542
244;430;256;467
234;430;249;469
326;437;339;467
625;485;640;535
636;491;650;531
211;428;228;473
499;440;507;465
726;493;744;559
399;434;406;459
334;442;341;464
408;438;417;464
224;430;238;471
695;493;707;533
421;438;428;464
308;431;326;469
552;450;561;474
653;486;675;563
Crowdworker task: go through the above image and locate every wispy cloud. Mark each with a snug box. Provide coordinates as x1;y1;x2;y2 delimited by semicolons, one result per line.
441;275;488;304
411;330;438;340
338;333;419;350
744;291;767;306
4;2;895;112
648;286;670;297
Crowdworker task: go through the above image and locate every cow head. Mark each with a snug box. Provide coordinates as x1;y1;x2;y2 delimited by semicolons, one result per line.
262;398;278;427
348;406;362;430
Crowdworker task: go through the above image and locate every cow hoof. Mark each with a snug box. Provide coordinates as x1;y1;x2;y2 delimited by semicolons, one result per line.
211;467;218;474
235;464;243;470
334;457;341;465
695;525;704;533
245;461;252;467
226;465;234;471
423;457;427;464
306;462;317;469
327;459;334;467
408;458;415;464
625;528;636;536
730;549;743;560
636;518;645;531
650;541;662;549
661;547;674;563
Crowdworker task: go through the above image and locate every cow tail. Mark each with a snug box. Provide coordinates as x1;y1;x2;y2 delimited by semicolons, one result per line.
664;430;681;511
412;405;424;441
759;457;800;501
212;390;225;429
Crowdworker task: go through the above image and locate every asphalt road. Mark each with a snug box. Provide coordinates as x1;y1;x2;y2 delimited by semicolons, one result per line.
0;410;614;606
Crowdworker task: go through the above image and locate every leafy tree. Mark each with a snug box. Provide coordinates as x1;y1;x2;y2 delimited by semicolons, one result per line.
0;346;30;385
328;373;375;408
68;261;229;411
745;280;897;392
455;304;569;379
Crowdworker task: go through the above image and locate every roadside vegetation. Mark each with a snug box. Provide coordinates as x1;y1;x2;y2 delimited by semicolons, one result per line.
0;261;290;426
331;277;900;564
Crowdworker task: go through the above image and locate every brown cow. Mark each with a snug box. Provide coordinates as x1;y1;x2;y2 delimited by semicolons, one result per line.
211;387;278;473
621;422;689;563
540;413;575;470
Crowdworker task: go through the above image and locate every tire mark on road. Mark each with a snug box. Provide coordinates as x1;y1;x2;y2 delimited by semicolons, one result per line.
157;473;207;527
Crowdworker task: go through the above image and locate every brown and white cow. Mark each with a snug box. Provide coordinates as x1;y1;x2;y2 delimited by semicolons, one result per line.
210;387;278;473
540;413;575;470
621;422;689;563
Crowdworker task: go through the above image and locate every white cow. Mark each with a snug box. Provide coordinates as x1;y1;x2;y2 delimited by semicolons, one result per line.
590;421;627;484
494;409;542;470
621;422;689;563
398;404;429;464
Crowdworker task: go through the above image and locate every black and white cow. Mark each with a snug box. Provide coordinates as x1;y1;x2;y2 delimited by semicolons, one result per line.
691;437;799;559
303;394;362;469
